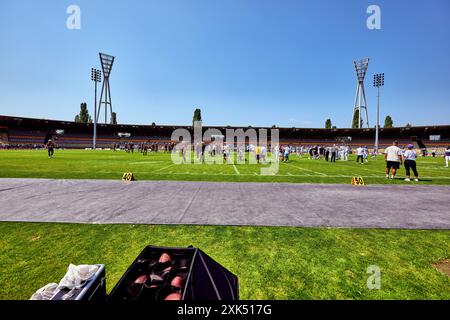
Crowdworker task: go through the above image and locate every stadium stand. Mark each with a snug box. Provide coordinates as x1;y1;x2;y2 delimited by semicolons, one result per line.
0;129;8;144
0;115;449;150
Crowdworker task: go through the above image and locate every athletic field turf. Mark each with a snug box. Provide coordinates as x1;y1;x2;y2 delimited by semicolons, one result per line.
1;149;450;184
0;222;449;300
1;150;449;300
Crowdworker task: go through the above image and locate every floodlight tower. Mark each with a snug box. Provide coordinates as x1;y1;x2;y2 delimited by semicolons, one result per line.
373;73;385;154
352;58;370;128
91;68;101;149
97;53;115;124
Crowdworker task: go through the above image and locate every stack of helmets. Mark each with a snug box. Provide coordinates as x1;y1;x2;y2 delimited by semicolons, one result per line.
109;245;238;301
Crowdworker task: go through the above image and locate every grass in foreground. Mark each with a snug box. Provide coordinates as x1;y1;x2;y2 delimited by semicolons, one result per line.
0;222;448;300
1;149;450;184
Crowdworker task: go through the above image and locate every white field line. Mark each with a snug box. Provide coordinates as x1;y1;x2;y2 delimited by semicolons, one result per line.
5;166;450;180
284;162;327;176
153;164;176;173
232;164;240;175
129;161;165;164
4;168;450;180
419;166;449;171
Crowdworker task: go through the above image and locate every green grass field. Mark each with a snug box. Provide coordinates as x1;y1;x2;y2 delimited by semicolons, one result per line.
1;149;450;184
0;149;449;300
1;222;449;300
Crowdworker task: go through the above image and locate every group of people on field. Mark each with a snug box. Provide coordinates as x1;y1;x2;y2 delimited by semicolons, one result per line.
304;145;351;162
381;141;450;181
384;141;420;181
41;138;450;181
112;142;175;154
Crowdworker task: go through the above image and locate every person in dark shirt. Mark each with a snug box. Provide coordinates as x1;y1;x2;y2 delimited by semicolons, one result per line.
46;139;55;158
330;144;337;163
201;142;207;163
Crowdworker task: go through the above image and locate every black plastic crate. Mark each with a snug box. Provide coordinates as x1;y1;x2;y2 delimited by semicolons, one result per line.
109;246;238;301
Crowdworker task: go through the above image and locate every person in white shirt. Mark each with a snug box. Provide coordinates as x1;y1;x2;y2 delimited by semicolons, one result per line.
344;146;349;161
238;145;244;163
284;146;290;162
384;141;403;179
330;144;337;162
274;145;279;162
363;146;369;163
260;146;267;163
356;146;364;164
444;146;450;168
403;144;419;181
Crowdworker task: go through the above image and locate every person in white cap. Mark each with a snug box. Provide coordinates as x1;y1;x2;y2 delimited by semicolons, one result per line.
403;144;419;181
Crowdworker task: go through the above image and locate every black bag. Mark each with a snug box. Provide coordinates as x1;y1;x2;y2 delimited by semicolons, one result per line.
109;245;238;301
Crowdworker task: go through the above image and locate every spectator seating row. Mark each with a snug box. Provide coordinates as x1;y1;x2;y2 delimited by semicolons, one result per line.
5;130;450;149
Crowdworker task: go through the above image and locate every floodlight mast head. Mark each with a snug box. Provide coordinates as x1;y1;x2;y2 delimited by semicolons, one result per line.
99;53;115;79
351;58;370;128
97;52;115;124
354;58;370;82
91;68;101;82
373;73;384;88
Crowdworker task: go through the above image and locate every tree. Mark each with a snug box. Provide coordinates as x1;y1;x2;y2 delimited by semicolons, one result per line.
352;110;363;128
110;112;117;125
332;126;337;129
151;122;156;126
193;108;202;126
384;115;393;128
74;103;92;123
325;119;332;129
405;123;412;128
272;125;277;128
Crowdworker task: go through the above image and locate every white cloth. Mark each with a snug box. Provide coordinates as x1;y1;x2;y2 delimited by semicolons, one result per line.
58;264;99;290
30;283;59;300
385;146;402;162
30;264;100;300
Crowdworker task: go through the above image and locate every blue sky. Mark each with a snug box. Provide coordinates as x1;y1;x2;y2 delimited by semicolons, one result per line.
0;0;449;127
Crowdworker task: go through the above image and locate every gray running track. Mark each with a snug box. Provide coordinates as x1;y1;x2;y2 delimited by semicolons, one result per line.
0;178;448;229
